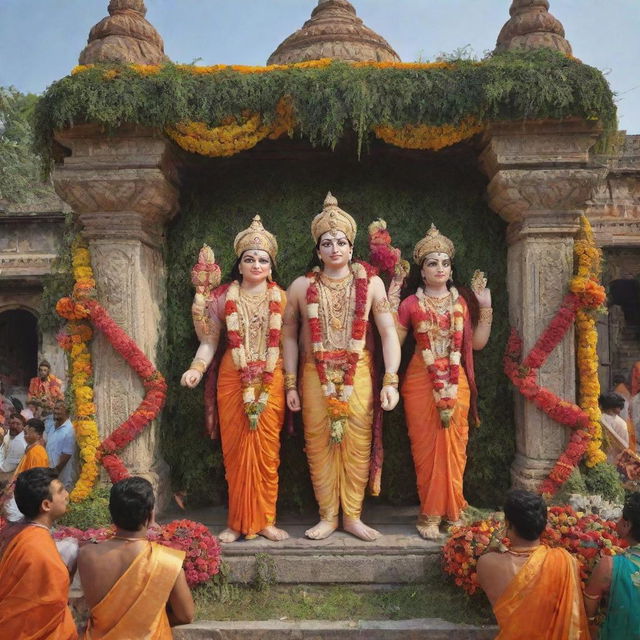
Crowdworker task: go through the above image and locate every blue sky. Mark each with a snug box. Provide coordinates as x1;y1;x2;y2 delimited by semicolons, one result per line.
1;0;638;132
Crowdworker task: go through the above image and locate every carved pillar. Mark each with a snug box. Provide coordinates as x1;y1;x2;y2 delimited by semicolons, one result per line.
53;124;179;506
480;120;606;490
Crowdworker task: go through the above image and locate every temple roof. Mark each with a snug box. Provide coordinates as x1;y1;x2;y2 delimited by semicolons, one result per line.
267;0;400;65
79;0;169;65
495;0;572;55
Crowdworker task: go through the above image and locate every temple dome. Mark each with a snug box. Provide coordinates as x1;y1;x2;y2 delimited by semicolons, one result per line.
495;0;572;55
267;0;401;65
79;0;169;65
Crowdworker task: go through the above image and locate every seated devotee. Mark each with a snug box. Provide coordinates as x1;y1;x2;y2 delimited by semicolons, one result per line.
584;492;640;639
46;400;78;491
0;412;27;484
78;476;194;638
599;392;630;465
477;489;589;639
3;418;50;522
0;467;77;639
28;359;64;417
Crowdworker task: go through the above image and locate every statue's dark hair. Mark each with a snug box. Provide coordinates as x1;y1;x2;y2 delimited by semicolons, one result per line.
15;467;58;518
503;489;547;541
623;492;640;542
109;476;155;531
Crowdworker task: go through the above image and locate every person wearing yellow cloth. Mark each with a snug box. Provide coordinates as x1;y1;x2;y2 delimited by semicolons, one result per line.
78;477;194;639
477;490;589;639
181;216;289;543
283;193;401;541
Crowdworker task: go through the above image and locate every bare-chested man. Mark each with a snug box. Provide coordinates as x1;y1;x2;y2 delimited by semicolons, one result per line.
283;192;400;542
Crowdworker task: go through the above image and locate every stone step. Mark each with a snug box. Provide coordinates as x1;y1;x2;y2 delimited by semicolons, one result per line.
160;505;443;585
173;619;497;639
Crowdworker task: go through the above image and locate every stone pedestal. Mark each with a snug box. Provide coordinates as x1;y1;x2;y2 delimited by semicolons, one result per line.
53;124;178;508
480;120;606;490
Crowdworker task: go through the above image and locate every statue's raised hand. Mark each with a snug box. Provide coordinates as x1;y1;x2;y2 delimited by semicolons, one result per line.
181;369;203;388
470;270;491;309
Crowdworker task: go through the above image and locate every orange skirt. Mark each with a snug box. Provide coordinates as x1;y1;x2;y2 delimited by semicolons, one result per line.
217;350;285;536
401;352;470;521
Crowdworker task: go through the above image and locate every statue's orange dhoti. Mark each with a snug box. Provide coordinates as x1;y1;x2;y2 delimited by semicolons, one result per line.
283;193;401;541
0;523;77;639
84;541;185;639
493;545;589;639
181;216;289;543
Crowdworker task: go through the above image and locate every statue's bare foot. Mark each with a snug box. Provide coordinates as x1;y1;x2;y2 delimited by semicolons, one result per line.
218;528;241;543
305;520;337;540
258;525;290;542
343;517;381;541
416;522;441;540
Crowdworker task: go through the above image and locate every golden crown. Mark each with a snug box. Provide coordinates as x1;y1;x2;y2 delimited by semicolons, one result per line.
233;215;278;259
311;192;357;244
413;224;455;265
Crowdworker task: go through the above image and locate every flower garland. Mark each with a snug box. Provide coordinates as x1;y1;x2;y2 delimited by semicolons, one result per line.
373;117;485;152
414;287;465;427
504;216;606;495
55;244;100;501
48;519;221;588
56;242;168;486
224;281;283;429
442;505;625;595
165;97;295;158
306;263;369;444
367;219;410;279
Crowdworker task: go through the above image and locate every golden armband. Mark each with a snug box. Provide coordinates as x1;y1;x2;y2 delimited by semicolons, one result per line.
284;373;298;391
190;358;207;374
478;308;493;324
382;372;399;388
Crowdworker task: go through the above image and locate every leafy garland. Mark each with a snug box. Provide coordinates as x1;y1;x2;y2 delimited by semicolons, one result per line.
503;217;606;496
35;49;616;169
56;241;168;487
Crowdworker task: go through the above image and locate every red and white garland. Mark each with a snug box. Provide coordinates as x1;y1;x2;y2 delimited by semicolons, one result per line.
306;263;369;444
414;286;465;427
224;281;283;429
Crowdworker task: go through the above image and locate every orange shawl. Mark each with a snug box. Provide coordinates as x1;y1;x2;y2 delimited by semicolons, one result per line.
84;541;185;640
0;523;77;639
494;546;589;639
14;443;49;476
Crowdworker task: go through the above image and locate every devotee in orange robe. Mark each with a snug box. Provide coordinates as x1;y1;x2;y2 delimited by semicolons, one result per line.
283;193;401;542
396;225;492;540
27;359;64;415
79;477;193;639
0;467;77;639
181;217;289;542
477;490;589;639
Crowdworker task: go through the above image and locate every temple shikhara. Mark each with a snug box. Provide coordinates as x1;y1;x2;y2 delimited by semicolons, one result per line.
1;0;639;634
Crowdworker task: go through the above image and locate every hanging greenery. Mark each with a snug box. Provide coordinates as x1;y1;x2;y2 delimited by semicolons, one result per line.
34;49;616;170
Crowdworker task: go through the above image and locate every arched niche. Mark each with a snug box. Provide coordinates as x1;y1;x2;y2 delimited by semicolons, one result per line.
0;307;39;397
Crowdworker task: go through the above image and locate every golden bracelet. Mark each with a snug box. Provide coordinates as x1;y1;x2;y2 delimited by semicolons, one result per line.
284;373;297;391
479;307;493;324
382;372;399;387
190;358;207;374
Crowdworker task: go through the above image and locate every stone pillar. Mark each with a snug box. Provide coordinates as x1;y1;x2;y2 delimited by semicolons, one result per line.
480;120;606;490
53;124;179;507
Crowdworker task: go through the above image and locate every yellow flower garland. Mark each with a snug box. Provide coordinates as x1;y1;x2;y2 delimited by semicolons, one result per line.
67;243;101;501
573;217;606;467
165;97;295;158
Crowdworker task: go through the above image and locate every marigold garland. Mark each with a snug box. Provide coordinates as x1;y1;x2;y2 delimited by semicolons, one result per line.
504;216;606;495
57;242;168;488
306;262;370;444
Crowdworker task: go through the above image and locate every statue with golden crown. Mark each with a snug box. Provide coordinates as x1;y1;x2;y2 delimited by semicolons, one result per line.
395;224;492;540
283;193;401;541
181;216;289;543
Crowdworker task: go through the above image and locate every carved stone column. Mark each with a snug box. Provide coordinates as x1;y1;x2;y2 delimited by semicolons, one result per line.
480;120;606;490
53;124;179;506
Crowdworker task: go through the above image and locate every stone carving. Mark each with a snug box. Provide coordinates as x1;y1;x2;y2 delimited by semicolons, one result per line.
79;0;169;66
495;0;572;55
267;0;400;65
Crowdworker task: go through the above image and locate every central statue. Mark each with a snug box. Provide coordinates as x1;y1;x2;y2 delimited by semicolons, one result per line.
283;193;401;541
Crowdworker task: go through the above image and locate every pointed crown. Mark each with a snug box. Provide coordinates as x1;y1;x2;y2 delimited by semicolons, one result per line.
233;215;278;259
311;192;358;244
413;224;455;265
